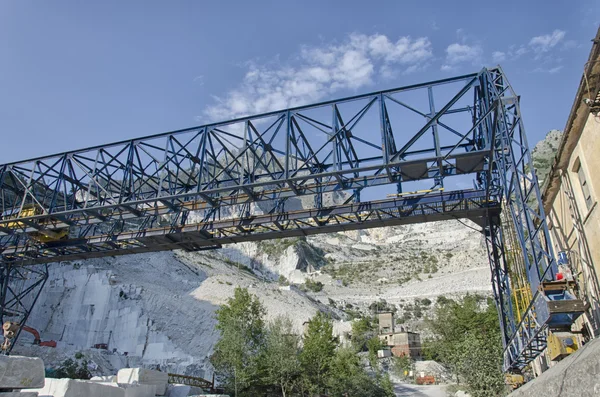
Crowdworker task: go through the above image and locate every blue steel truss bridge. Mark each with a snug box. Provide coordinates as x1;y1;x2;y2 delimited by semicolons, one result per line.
0;67;587;372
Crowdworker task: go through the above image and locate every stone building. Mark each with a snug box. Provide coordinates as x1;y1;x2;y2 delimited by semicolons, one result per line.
541;26;600;338
377;312;421;358
378;312;394;334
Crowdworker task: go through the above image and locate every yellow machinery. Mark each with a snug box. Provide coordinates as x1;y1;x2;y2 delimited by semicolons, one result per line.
502;207;533;325
29;228;69;243
387;187;444;198
5;205;37;229
505;373;525;390
547;332;578;361
2;204;69;243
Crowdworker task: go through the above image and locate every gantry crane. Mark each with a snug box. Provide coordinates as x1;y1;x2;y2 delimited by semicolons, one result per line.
0;67;586;370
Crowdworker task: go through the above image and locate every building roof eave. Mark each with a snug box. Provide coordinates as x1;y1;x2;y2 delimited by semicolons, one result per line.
542;27;600;213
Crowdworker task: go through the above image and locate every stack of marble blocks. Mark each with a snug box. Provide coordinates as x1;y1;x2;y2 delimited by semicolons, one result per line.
0;356;168;397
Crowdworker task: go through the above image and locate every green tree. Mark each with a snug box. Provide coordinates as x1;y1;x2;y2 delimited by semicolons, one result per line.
210;287;266;396
260;316;301;397
350;316;376;352
425;294;506;396
392;355;412;378
458;334;506;397
299;312;337;394
378;373;395;397
327;348;394;397
366;336;384;369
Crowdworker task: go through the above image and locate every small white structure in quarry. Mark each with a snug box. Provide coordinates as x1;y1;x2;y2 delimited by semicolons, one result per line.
117;368;169;396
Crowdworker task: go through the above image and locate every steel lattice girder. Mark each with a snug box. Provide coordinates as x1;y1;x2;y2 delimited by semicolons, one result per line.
1;70;488;259
0;67;583;370
2;189;499;265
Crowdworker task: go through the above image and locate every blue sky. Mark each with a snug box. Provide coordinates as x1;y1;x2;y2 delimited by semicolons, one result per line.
1;0;599;164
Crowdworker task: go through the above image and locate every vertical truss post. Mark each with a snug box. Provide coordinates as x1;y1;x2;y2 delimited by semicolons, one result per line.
482;67;585;371
428;86;443;189
484;210;516;362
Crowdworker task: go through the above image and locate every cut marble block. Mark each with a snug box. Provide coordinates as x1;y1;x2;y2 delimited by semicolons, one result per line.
165;384;190;397
105;383;156;397
117;368;168;396
0;393;39;396
0;355;44;389
90;375;117;382
32;378;125;397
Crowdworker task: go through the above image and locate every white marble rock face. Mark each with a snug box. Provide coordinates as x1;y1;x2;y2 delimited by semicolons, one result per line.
0;355;44;389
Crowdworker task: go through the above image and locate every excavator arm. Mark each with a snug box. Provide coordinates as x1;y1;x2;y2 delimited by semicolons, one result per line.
21;325;41;344
2;322;56;349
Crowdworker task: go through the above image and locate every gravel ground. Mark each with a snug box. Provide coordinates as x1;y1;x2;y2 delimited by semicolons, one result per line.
394;382;448;397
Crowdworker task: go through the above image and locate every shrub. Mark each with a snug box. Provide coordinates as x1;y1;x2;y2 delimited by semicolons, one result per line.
50;359;91;380
425;294;505;397
392;355;412;377
305;279;324;293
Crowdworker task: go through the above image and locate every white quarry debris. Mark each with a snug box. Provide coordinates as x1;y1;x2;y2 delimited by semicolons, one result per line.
117;368;168;396
414;360;452;383
0;355;44;389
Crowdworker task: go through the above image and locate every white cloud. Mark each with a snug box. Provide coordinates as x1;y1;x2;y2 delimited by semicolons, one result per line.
529;30;566;55
561;40;578;50
492;51;506;63
441;43;482;71
534;65;564;74
203;33;433;122
548;65;563;74
514;46;528;57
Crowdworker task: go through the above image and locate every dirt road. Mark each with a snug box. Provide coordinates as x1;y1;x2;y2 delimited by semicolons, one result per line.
394;382;448;397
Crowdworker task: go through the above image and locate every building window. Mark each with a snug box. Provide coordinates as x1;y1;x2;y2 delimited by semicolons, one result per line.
574;160;593;210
